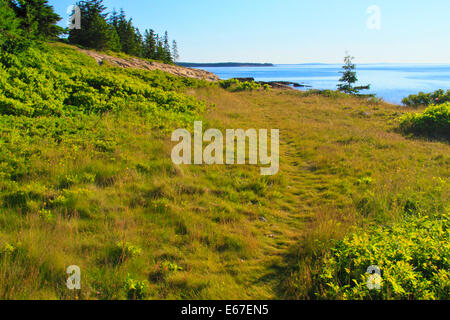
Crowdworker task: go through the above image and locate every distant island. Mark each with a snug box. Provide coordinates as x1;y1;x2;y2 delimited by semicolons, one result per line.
178;62;274;68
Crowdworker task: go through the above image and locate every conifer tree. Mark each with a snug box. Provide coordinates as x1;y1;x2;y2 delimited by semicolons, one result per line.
163;31;172;63
337;53;370;94
66;1;179;62
172;40;179;63
8;0;63;39
0;0;21;40
110;9;142;56
155;36;166;62
69;0;119;51
134;28;143;57
143;29;156;59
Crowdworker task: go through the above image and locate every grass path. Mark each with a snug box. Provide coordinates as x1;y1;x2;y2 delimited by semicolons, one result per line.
191;87;449;298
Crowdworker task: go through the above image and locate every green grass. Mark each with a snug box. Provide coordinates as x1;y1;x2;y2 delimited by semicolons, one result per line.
0;42;448;300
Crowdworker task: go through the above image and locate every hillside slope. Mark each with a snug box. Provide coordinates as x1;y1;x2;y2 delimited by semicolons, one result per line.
0;43;448;299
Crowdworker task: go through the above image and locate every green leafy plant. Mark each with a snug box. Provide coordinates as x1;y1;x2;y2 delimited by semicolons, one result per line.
316;211;449;300
219;79;264;92
124;274;149;300
161;261;183;272
398;102;450;140
1;243;16;255
117;241;142;259
38;208;54;222
402;89;450;107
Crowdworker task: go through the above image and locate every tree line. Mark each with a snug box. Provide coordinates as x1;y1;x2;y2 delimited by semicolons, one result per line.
1;0;63;43
68;0;179;63
0;0;180;63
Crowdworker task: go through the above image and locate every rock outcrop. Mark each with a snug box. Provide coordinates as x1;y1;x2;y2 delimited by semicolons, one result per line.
77;48;220;82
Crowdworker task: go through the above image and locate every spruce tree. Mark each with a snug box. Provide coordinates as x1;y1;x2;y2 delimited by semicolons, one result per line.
1;0;21;41
143;29;156;59
110;9;141;56
134;28;143;57
337;53;370;95
162;31;172;63
8;0;63;39
69;0;119;51
67;1;178;61
172;40;179;63
155;36;165;62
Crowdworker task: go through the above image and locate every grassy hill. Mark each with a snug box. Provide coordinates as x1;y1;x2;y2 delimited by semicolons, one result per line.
0;43;448;299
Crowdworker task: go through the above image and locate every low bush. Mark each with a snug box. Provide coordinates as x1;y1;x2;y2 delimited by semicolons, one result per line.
0;43;207;125
219;79;266;92
124;274;149;300
402;89;450;107
316;211;449;300
398;103;450;140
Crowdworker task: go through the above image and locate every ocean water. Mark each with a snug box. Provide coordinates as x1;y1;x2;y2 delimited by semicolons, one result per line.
195;64;450;104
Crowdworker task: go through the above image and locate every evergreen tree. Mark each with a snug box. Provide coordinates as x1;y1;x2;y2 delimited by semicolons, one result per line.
108;23;121;52
172;40;179;63
134;28;143;57
8;0;63;39
337;53;370;94
0;0;21;41
0;0;23;52
162;31;172;63
69;0;120;51
109;9;142;56
143;29;156;59
109;8;120;27
155;36;165;62
65;1;179;62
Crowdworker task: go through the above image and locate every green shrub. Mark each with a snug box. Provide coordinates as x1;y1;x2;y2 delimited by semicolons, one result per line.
1;243;16;255
124;274;149;300
161;261;183;272
108;242;142;265
219;79;263;92
402;89;450;107
0;43;207;125
398;103;450;140
116;242;142;259
316;211;449;300
0;43;210;199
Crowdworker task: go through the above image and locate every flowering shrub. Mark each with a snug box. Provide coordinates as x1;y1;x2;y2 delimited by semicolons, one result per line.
402;89;450;107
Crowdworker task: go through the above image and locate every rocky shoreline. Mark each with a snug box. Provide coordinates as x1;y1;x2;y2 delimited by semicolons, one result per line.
75;47;312;88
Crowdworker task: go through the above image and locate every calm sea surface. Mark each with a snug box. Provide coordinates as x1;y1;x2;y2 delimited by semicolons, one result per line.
195;64;450;104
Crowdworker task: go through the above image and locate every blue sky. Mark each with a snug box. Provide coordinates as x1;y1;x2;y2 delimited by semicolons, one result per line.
49;0;450;64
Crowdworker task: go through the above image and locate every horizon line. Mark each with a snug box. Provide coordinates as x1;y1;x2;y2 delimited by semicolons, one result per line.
180;61;450;65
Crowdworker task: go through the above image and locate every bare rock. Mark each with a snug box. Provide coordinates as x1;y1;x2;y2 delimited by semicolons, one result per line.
77;48;219;82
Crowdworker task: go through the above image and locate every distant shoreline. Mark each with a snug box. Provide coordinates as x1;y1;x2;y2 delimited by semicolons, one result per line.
178;62;274;68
